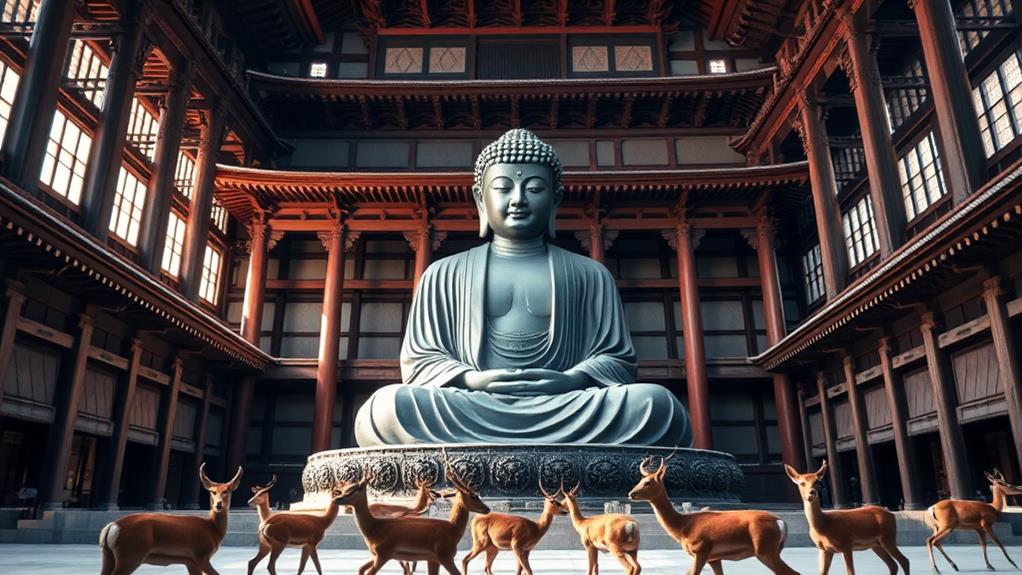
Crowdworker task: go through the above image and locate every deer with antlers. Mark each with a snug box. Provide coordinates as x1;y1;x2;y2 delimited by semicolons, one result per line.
462;480;566;575
785;461;909;575
98;463;242;575
333;451;491;575
926;469;1022;572
246;475;345;575
560;481;641;575
628;452;798;575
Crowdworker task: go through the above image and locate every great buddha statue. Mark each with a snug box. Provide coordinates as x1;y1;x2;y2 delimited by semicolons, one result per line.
354;129;691;447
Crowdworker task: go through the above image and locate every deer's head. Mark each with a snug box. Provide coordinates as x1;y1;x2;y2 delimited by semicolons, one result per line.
559;481;582;512
986;469;1022;496
247;474;277;509
628;448;676;502
539;479;566;516
784;460;827;503
332;477;370;507
200;462;243;511
440;449;490;515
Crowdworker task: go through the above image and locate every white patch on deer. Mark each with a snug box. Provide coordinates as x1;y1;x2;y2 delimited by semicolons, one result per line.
103;522;121;548
777;519;788;547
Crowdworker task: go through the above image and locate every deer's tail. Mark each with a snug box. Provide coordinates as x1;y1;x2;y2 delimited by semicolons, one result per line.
99;522;118;575
776;519;788;550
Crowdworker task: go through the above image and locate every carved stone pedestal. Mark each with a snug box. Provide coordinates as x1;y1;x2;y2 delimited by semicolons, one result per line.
297;444;743;511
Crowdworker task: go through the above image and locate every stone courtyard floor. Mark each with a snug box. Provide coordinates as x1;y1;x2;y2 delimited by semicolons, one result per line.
0;544;1016;575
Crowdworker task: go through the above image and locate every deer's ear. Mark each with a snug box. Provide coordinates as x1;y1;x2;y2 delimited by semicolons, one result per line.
783;464;800;483
816;460;829;479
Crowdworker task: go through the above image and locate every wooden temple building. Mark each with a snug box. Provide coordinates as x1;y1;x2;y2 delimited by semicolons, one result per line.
0;0;1018;512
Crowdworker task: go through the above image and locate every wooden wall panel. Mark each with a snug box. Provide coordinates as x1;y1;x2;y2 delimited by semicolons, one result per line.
4;343;61;405
864;386;892;429
952;342;1003;404
79;367;115;419
205;408;225;452
809;410;824;447
129;384;160;431
904;368;935;418
173;398;197;441
834;400;853;439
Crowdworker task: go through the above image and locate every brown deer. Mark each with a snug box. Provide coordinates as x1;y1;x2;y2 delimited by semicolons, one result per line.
246;477;343;575
926;469;1022;572
785;461;909;575
98;463;242;575
560;481;641;575
368;478;443;575
628;454;798;575
333;453;491;575
462;481;566;575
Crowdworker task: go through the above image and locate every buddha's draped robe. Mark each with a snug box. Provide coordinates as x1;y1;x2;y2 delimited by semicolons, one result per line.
353;244;692;447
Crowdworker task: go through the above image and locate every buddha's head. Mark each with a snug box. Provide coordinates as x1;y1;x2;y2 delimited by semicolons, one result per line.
472;129;563;240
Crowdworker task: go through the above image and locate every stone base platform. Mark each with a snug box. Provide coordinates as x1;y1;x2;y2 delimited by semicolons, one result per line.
298;443;742;510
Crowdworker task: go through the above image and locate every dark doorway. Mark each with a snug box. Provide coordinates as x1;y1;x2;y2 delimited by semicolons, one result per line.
0;418;47;508
164;450;186;508
118;442;153;508
64;433;98;508
964;416;1020;502
838;449;861;507
872;441;903;510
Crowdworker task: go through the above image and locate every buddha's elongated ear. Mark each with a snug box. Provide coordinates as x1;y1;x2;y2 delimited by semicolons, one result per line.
547;185;563;238
474;187;490;238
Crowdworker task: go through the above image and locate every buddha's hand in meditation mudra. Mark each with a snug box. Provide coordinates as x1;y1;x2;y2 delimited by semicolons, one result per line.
459;368;594;396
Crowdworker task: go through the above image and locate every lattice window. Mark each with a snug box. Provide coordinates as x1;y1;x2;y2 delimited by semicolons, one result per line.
309;62;327;78
39;109;91;205
899;131;947;221
1;0;37;23
831;146;867;191
64;40;108;109
958;0;1011;55
802;244;825;304
199;245;223;304
0;59;20;143
109;165;146;246
210;200;228;233
886;58;928;132
126;98;159;161
708;59;728;74
973;50;1022;157
162;211;186;276
175;151;196;199
842;195;880;267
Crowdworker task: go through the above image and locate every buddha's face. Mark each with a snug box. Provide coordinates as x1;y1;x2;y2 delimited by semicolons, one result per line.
480;163;557;240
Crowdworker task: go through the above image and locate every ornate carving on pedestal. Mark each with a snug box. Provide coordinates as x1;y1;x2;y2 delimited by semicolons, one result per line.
300;445;742;509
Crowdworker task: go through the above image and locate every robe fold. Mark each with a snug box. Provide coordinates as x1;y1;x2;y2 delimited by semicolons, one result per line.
353;244;692;447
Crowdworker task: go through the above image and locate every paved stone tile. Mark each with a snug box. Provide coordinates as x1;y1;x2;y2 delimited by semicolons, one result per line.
0;544;1015;574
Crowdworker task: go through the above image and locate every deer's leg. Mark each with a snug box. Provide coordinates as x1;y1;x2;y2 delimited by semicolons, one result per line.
462;542;486;575
688;552;709;575
512;543;533;575
819;550;834;575
758;551;800;575
428;562;440;575
985;525;1018;569
612;550;634;575
587;545;599;575
483;548;499;575
297;546;311;575
248;541;271;575
879;540;910;575
708;560;724;575
362;555;390;575
626;550;641;575
439;555;462;575
198;558;221;575
187;567;202;575
873;546;898;575
930;528;958;571
841;550;855;575
266;544;286;575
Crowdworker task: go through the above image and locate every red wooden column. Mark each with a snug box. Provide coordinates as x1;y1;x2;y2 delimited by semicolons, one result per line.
797;387;816;469
796;92;848;298
94;339;142;510
982;277;1022;471
0;0;76;191
878;336;923;509
81;2;150;238
670;221;711;449
588;223;605;264
0;281;26;407
910;0;988;200
752;216;803;468
816;372;849;508
842;354;880;505
407;226;433;294
226;221;273;474
180;104;228;301
138;66;194;272
842;16;905;255
312;223;346;453
38;314;94;510
181;376;214;509
147;357;183;509
920;311;973;499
